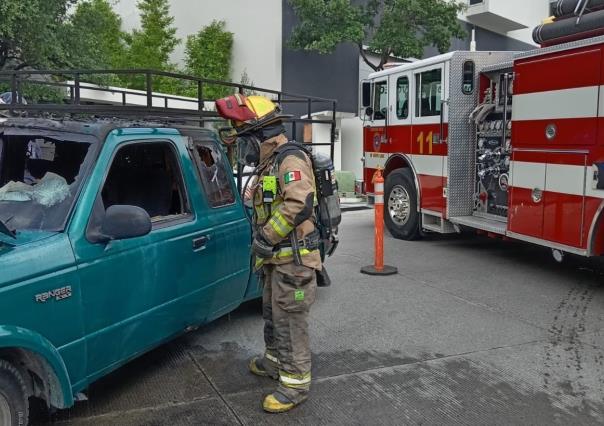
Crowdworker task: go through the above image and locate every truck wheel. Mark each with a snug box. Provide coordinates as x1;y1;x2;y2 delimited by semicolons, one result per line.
384;169;420;240
0;360;29;426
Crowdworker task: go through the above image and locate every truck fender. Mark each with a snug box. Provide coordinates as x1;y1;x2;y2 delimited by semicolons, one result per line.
0;325;73;409
588;200;604;257
383;154;421;212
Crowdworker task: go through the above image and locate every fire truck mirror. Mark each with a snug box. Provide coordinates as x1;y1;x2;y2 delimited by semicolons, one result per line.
462;61;475;95
362;82;372;107
364;106;374;119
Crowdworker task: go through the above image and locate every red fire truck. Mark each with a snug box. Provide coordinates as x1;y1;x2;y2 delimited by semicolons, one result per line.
360;8;604;260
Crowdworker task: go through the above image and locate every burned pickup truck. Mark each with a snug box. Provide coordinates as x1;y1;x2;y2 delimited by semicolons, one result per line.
0;70;338;425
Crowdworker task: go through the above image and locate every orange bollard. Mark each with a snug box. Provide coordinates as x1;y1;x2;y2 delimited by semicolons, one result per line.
361;169;398;276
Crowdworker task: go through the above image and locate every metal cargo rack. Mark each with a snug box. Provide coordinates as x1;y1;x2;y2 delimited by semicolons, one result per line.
0;69;338;189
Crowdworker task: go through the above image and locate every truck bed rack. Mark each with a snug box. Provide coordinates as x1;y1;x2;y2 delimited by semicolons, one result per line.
0;69;337;156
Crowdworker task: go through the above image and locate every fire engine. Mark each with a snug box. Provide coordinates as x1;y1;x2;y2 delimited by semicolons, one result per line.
360;2;604;260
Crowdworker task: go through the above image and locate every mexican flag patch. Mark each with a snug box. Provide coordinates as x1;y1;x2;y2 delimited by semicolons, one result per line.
284;171;302;184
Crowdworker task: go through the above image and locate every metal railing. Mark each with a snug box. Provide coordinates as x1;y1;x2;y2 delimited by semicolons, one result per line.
0;68;338;194
0;69;338;157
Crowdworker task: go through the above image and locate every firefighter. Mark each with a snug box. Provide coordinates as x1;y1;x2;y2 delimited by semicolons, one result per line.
216;94;321;413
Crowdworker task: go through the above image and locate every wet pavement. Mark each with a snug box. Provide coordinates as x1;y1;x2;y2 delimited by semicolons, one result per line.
41;209;604;425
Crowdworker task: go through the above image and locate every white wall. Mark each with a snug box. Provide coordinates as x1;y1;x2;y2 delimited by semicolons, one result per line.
460;0;551;46
112;0;282;91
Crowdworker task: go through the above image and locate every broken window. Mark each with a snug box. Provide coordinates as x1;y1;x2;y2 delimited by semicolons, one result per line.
0;134;92;232
193;141;235;207
101;141;190;222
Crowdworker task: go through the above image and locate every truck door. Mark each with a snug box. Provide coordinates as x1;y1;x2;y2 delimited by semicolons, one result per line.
509;151;546;238
186;134;251;319
388;72;412;156
70;135;213;378
411;63;447;213
363;77;388;191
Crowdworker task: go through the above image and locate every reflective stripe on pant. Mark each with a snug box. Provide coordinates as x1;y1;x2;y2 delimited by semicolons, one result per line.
262;263;317;402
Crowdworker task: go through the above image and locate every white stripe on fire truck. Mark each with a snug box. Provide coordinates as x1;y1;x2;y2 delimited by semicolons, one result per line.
365;152;447;178
411;155;447;178
510;161;604;199
364;152;391;170
512;86;600;121
509;161;546;191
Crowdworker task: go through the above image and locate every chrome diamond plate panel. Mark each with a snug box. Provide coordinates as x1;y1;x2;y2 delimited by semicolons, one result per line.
447;51;515;218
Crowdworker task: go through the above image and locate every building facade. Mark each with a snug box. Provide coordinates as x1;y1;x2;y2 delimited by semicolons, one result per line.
113;0;553;175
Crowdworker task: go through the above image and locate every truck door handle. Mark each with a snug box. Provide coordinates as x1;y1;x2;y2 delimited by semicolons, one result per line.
192;235;209;251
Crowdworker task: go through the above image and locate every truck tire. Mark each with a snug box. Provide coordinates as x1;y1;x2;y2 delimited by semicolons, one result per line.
0;360;29;426
384;169;420;240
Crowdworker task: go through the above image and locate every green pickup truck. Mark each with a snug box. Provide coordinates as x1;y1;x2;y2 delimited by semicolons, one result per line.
0;118;263;424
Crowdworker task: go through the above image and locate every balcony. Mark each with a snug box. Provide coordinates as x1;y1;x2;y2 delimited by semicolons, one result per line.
465;0;529;33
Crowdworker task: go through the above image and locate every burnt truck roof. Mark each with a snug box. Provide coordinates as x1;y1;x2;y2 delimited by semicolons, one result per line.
0;117;215;143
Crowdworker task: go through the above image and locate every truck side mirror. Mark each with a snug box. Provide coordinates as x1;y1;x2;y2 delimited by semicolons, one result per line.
100;205;152;242
364;106;374;119
361;82;372;107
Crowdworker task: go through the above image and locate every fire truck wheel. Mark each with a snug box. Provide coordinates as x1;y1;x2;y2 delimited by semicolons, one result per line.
384;169;420;240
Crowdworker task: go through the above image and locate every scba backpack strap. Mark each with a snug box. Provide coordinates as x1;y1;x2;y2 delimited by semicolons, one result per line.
273;142;341;261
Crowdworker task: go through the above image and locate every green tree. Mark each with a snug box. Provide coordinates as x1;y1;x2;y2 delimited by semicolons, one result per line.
120;0;181;90
184;20;233;99
288;0;467;71
68;0;127;72
0;0;76;71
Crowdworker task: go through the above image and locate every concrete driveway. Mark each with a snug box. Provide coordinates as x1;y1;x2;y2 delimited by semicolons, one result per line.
42;209;604;425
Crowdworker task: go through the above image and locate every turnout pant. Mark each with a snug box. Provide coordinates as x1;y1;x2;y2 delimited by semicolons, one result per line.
262;262;317;403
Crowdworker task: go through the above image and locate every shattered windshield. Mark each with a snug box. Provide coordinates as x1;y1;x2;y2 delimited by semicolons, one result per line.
0;133;93;232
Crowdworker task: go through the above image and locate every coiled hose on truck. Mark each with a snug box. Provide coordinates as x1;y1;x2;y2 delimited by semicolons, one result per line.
552;0;604;18
533;8;604;45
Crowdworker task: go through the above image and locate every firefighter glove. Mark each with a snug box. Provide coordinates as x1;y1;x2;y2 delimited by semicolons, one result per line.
252;231;275;259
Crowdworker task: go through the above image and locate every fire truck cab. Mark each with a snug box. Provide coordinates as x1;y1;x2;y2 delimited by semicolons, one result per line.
361;34;604;258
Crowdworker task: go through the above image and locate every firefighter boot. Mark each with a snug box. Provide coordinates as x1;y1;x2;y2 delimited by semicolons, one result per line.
248;352;279;380
262;392;303;413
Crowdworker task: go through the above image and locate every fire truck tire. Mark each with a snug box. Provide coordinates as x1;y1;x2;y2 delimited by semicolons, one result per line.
384;169;420;240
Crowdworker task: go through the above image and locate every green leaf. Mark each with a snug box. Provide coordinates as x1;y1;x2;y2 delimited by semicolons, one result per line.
287;0;467;71
184;20;234;99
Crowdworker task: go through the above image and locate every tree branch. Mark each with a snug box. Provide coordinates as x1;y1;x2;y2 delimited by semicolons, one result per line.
358;43;379;72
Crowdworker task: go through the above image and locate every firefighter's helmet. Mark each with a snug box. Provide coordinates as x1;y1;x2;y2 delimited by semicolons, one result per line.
216;94;288;144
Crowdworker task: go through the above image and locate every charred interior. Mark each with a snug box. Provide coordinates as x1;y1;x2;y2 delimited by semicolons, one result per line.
0;134;92;231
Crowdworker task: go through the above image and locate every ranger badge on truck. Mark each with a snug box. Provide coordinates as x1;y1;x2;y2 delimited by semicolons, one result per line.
35;286;72;303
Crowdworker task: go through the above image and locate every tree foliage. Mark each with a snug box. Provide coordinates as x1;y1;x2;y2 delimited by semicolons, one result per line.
0;0;235;100
68;0;127;71
288;0;467;71
185;20;233;99
0;0;76;71
120;0;180;90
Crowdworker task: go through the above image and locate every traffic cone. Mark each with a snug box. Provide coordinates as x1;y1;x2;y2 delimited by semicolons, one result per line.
361;169;398;276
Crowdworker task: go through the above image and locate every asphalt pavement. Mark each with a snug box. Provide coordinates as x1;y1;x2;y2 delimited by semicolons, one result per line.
42;209;604;425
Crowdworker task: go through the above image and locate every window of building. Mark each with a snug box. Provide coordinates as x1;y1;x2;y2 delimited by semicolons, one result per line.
101;142;190;222
396;77;409;119
415;69;442;118
193;141;235;207
373;80;388;120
